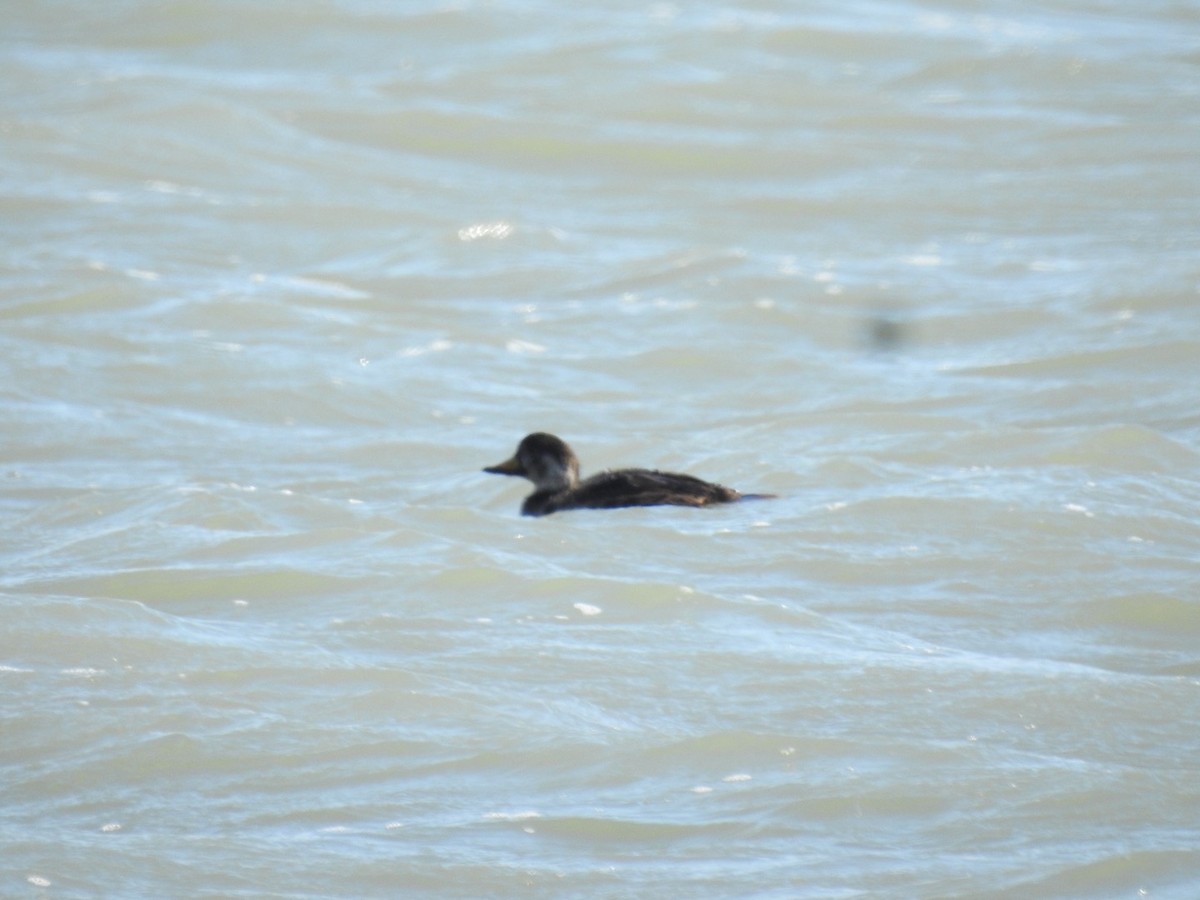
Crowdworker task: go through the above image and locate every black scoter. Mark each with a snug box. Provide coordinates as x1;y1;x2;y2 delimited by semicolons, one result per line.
484;432;771;517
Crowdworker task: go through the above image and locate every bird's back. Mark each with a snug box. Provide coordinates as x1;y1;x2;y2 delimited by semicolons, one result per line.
550;468;741;513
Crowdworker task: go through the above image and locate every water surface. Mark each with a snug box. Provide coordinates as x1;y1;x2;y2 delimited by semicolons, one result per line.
3;1;1200;897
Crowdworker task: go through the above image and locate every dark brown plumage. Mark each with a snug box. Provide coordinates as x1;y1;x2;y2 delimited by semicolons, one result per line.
484;432;771;517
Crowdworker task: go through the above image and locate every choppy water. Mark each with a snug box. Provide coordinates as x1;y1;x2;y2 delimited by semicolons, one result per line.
4;1;1200;897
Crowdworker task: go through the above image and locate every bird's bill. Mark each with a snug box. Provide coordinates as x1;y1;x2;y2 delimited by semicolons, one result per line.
483;456;523;476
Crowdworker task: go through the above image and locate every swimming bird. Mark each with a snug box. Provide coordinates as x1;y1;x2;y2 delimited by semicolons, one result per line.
484;432;771;516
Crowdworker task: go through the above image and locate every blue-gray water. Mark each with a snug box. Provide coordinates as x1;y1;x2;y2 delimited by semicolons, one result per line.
3;1;1200;897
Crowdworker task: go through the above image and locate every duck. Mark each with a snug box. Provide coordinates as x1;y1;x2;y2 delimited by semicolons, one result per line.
484;432;772;517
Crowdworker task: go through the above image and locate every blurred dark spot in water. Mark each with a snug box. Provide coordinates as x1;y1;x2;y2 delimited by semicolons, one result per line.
866;314;905;353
